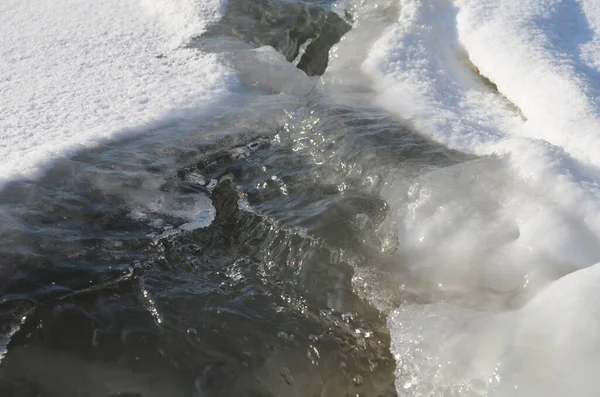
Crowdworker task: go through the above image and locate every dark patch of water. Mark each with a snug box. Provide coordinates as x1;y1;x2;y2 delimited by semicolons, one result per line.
0;94;469;396
200;0;351;75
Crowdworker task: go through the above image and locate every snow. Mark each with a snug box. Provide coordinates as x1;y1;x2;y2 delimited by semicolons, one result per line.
348;0;600;394
389;262;600;396
456;0;600;166
359;0;600;281
0;0;235;186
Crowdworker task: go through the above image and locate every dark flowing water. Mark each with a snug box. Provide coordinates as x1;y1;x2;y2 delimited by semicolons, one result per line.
0;1;470;396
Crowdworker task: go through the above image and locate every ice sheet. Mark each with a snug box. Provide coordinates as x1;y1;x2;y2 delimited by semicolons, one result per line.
0;0;235;186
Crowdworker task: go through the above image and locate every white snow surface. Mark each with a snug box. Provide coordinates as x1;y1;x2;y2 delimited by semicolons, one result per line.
457;0;600;166
331;0;600;394
0;0;235;185
353;0;600;290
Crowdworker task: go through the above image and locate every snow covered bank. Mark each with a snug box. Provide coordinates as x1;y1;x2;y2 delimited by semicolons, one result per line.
457;0;600;166
359;0;600;299
347;0;600;394
0;0;235;186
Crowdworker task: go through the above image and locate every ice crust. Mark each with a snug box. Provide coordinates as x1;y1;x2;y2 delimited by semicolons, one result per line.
0;0;235;185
